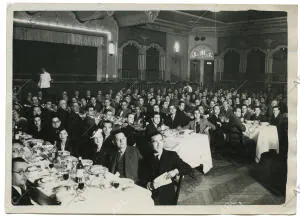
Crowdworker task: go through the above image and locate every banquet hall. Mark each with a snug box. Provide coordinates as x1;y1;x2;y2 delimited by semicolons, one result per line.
11;10;288;206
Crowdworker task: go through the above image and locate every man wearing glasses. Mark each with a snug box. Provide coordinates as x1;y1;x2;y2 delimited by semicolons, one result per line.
12;157;34;205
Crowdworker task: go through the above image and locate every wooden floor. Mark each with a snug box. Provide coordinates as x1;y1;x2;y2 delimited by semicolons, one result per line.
178;154;285;205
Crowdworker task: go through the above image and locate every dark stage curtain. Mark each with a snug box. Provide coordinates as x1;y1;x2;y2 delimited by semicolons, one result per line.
13;39;97;81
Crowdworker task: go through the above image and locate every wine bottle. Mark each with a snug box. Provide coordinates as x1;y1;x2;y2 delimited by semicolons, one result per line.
76;157;84;184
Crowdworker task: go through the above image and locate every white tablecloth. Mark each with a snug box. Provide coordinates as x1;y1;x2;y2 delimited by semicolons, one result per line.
63;185;154;209
37;182;154;210
243;124;279;163
164;133;213;174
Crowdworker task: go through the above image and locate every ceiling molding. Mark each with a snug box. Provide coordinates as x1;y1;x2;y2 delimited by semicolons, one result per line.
155;18;192;28
172;10;226;25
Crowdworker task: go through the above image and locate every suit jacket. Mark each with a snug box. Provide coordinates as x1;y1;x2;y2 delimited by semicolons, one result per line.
145;122;161;138
165;111;187;129
105;146;142;183
67;111;84;139
11;186;33;205
89;102;102;112
56;108;68;128
118;108;131;118
223;116;246;133
46;127;62;144
141;149;193;205
82;116;96;137
241;111;252;120
41;109;54;131
184;118;215;134
250;113;266;122
208;114;222;127
29;126;47;140
270;113;283;127
221;107;233;118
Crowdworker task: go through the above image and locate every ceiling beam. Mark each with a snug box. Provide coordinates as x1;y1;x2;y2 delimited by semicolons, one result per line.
155;18;192;28
172;10;226;25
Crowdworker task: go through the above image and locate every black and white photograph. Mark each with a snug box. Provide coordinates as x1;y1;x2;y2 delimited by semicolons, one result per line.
5;3;297;214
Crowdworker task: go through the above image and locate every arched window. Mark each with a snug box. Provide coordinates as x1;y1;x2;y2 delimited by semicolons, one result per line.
146;47;160;81
122;45;139;79
223;51;240;80
246;49;266;79
272;48;287;75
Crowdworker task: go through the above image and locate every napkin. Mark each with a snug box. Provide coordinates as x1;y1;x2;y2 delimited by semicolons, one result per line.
153;172;172;188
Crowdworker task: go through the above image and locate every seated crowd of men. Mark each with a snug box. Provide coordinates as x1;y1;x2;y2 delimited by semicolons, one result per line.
12;86;288;205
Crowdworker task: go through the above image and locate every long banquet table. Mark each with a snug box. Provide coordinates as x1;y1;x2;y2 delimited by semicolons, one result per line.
13;136;154;207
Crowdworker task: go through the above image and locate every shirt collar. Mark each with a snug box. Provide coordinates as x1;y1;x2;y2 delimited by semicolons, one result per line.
13;185;22;195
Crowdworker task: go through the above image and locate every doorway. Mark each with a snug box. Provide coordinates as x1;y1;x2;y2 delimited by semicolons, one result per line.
204;60;214;88
190;60;200;83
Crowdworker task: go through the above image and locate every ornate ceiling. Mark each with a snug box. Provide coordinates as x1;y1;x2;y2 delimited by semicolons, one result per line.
22;10;287;37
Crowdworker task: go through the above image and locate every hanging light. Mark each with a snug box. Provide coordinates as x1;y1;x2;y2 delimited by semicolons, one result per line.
174;41;180;53
108;41;115;56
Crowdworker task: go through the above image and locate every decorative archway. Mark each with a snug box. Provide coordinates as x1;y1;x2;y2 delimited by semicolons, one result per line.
145;43;165;81
223;50;241;80
188;44;215;87
272;46;287;78
246;48;266;79
118;40;143;80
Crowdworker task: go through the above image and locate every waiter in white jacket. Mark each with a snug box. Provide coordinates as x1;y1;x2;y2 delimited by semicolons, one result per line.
38;68;52;100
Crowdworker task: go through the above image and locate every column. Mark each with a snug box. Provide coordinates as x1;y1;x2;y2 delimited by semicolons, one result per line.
159;55;165;80
118;51;122;79
200;59;204;86
265;49;273;74
239;51;247;73
96;46;103;81
138;46;146;80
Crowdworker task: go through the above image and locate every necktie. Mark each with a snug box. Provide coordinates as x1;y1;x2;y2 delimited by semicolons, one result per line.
154;155;160;176
196;122;200;133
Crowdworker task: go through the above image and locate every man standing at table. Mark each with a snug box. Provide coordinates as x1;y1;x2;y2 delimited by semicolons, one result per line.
12;157;35;205
105;131;142;184
141;132;193;205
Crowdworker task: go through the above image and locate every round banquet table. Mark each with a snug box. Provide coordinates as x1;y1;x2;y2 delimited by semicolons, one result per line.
164;132;213;174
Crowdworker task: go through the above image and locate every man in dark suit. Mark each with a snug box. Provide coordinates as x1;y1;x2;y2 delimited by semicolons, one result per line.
89;96;102;113
41;100;55;131
184;109;215;134
270;106;283;127
46;116;63;144
117;100;131;118
67;102;83;156
141;132;193;205
241;104;252;121
250;106;266;122
208;105;226;149
165;105;187;129
145;112;162;139
56;99;69;128
12;157;34;205
105;131;142;184
55;129;74;155
221;100;233;118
